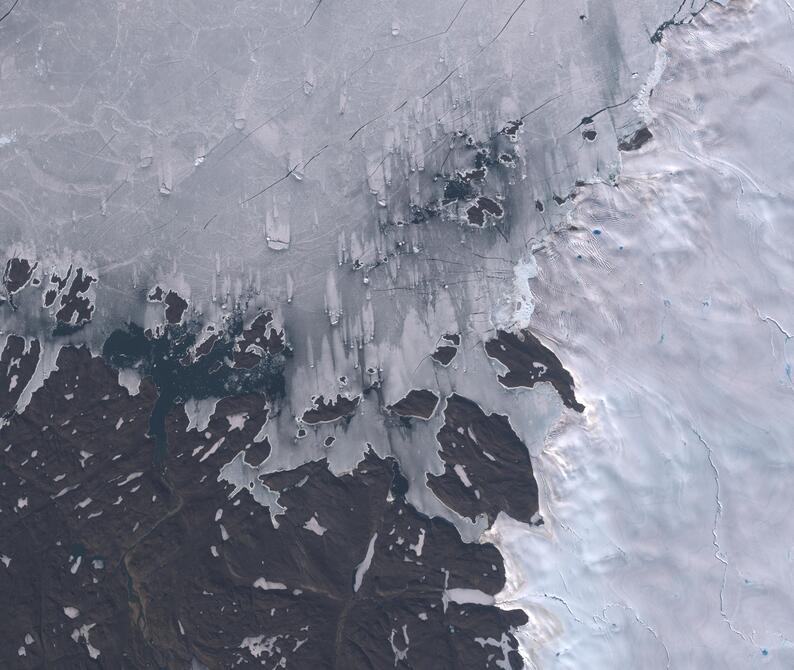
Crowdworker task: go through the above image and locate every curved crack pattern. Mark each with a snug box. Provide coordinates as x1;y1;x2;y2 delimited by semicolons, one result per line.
692;427;753;646
599;602;672;670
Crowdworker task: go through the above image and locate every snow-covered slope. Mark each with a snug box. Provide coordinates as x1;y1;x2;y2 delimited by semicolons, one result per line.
489;2;794;666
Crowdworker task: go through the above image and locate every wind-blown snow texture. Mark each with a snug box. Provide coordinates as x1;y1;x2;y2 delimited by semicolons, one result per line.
1;0;792;667
486;2;794;667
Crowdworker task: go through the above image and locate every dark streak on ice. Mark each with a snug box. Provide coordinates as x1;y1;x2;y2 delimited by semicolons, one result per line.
303;0;323;27
0;0;20;25
651;0;711;44
567;94;635;134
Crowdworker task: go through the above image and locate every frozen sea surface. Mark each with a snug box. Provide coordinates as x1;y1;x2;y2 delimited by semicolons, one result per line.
0;0;694;342
1;0;792;667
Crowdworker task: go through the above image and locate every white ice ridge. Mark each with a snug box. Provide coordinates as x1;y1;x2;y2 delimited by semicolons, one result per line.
353;533;378;592
253;578;287;591
489;2;794;667
15;342;62;414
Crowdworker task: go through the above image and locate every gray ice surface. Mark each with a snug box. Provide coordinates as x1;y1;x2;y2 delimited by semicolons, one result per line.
1;0;689;535
4;0;789;667
0;0;688;531
0;0;690;341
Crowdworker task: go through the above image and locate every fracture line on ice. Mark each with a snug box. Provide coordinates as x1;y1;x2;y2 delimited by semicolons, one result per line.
500;593;584;625
598;602;671;670
757;312;793;340
691;426;753;645
756;311;793;388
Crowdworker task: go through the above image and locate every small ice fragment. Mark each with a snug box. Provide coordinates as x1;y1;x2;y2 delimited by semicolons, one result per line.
253;578;287;591
303;515;327;536
353;533;378;592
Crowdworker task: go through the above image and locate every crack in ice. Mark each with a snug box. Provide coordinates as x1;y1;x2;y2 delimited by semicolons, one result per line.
691;427;753;645
757;311;793;340
599;602;671;669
